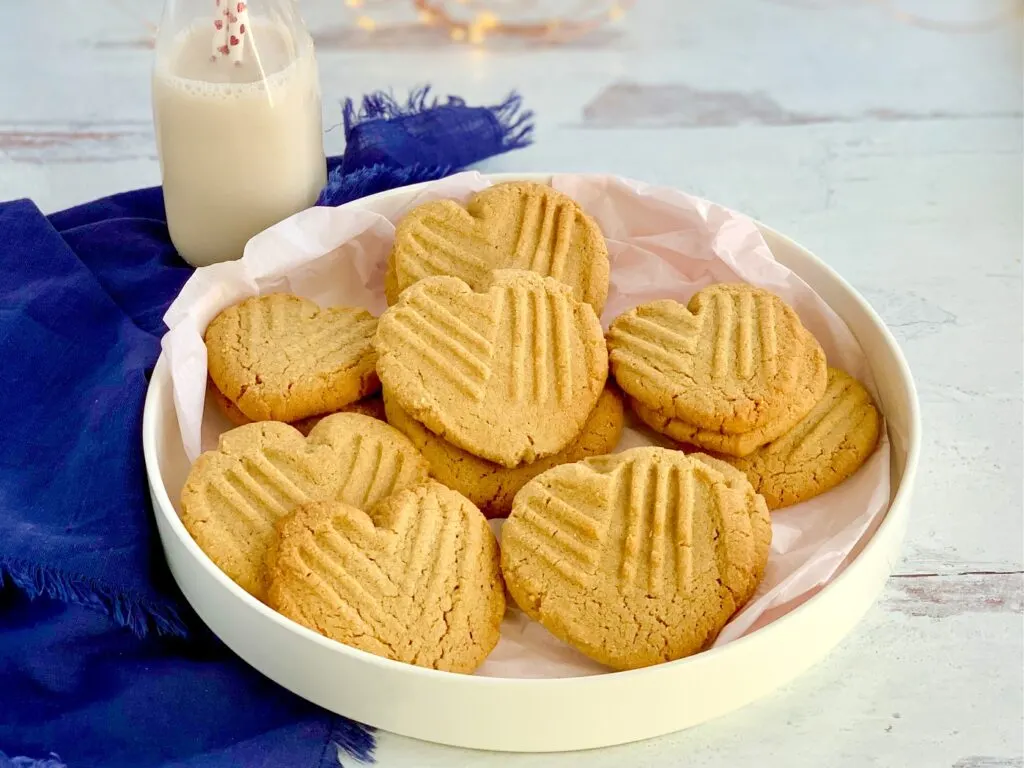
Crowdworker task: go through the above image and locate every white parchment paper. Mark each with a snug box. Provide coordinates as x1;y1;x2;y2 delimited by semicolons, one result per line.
162;171;891;678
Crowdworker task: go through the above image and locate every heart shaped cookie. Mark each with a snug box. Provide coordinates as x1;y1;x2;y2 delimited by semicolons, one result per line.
375;270;608;468
501;447;771;670
383;385;625;518
267;482;505;673
386;181;610;313
205;293;380;423
630;395;807;458
607;283;827;435
180;414;430;600
724;367;881;508
209;379;386;435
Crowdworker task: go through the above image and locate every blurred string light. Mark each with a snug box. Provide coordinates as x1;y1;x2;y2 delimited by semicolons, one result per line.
110;0;1024;46
345;0;636;44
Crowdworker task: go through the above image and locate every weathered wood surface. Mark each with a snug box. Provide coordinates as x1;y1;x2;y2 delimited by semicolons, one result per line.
1;0;1021;765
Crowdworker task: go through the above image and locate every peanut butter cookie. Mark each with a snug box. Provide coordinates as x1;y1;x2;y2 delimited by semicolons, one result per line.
205;293;379;424
501;447;771;670
383;386;625;518
268;482;505;673
374;270;608;468
386;182;609;313
630;395;807;458
209;379;385;435
180;414;430;600
607;284;827;437
724;367;881;508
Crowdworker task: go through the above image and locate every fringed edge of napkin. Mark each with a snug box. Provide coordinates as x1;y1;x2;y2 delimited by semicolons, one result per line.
343;85;535;151
322;717;377;768
0;557;188;639
317;86;535;207
316;162;455;207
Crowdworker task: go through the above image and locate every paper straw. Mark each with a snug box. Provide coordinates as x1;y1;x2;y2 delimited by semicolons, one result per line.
228;1;249;64
211;0;228;58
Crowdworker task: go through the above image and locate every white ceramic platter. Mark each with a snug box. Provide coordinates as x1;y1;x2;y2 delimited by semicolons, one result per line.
143;173;921;753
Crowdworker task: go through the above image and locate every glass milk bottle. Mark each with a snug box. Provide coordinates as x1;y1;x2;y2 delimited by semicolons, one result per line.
152;0;326;267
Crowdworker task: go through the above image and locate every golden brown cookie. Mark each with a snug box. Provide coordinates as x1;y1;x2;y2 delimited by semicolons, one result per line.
267;482;505;673
383;386;625;518
630;396;804;458
607;284;827;436
374;269;608;468
205;293;380;423
179;414;430;601
386;182;610;313
723;368;882;509
208;379;386;435
501;447;771;670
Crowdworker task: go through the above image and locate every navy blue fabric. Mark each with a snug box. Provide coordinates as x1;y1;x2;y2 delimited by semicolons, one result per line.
0;590;372;768
0;89;532;766
333;87;533;179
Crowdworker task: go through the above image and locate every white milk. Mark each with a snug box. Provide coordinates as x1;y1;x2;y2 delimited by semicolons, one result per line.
153;21;326;267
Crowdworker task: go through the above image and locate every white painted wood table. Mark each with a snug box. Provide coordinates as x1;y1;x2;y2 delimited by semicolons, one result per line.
1;1;1021;766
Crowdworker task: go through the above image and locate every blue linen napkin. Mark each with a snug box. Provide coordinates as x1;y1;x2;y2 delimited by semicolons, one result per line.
0;88;533;768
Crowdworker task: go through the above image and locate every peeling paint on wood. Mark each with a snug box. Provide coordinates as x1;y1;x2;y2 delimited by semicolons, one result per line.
0;125;153;164
580;82;1023;129
0;130;129;149
887;573;1024;619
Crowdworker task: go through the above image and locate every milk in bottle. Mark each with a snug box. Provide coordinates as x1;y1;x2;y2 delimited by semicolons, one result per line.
152;0;326;266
